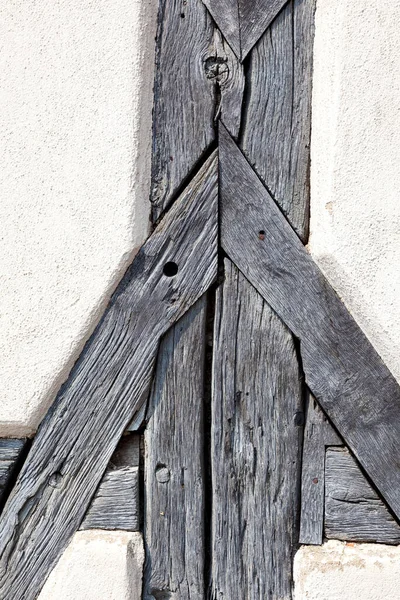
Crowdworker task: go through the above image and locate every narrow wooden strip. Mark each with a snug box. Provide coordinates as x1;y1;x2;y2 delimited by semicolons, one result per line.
325;448;400;545
210;29;244;139
299;394;341;545
144;297;207;599
81;435;140;532
219;124;400;522
239;0;290;59
211;259;303;598
0;153;218;600
151;0;216;220
240;0;315;242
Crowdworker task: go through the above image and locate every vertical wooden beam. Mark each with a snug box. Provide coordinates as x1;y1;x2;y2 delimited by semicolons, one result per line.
210;259;303;598
240;0;316;242
299;394;341;545
144;297;207;599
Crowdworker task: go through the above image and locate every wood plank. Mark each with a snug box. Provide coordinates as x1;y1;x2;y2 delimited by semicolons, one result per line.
219;124;400;523
210;29;244;139
325;448;400;545
239;0;290;59
240;0;316;242
81;435;140;532
203;0;240;58
144;297;207;600
0;153;218;600
210;259;303;598
299;394;341;545
151;0;215;221
0;439;27;507
202;0;288;60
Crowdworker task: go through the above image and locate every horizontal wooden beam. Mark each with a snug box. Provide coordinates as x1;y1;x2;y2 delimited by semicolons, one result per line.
81;435;140;532
0;153;218;600
325;448;400;545
219;123;400;522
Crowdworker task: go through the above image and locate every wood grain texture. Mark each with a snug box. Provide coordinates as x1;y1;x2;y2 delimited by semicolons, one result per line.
240;0;316;242
240;0;290;59
151;0;215;220
219;124;400;523
203;0;240;58
325;448;400;545
81;435;140;532
299;394;341;545
0;153;218;600
203;0;289;60
144;297;207;600
0;440;27;506
210;259;303;599
209;29;244;139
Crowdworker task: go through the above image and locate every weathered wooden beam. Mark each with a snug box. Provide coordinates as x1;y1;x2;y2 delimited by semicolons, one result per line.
240;0;315;242
219;124;400;523
299;394;341;545
210;259;303;598
151;0;215;220
151;0;243;221
144;297;207;599
81;435;140;532
203;0;289;60
325;447;400;545
0;153;218;600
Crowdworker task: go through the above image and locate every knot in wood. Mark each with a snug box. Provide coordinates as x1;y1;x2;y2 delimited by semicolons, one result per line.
156;465;170;483
48;472;63;489
204;57;229;84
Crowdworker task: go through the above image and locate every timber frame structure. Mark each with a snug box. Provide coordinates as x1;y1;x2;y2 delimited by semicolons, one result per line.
1;0;400;598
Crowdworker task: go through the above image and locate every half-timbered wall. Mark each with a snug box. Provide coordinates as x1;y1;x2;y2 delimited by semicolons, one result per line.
2;0;400;599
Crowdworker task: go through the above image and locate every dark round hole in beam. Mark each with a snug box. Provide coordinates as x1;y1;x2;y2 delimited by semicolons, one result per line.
163;261;178;277
258;230;266;240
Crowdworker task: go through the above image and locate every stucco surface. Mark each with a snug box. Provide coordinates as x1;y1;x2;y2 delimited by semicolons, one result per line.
0;0;156;435
38;530;144;600
294;541;400;600
309;0;400;382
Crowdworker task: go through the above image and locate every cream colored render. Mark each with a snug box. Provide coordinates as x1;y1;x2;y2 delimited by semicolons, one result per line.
295;0;400;597
0;0;156;436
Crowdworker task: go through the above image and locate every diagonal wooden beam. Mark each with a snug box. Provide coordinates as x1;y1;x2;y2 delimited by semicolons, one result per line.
203;0;289;60
219;123;400;521
0;153;218;600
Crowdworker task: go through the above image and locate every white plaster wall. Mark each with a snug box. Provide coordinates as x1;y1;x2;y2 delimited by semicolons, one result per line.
309;0;400;383
295;1;400;598
38;530;144;600
0;0;157;436
294;541;400;600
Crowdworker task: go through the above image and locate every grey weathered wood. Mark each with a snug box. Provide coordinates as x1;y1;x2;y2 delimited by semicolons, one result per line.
203;0;288;60
240;0;290;59
81;435;140;531
240;0;316;242
209;29;244;139
299;394;341;545
211;259;303;599
325;448;400;545
220;124;400;523
0;440;27;505
151;0;245;221
0;153;218;600
144;297;207;600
